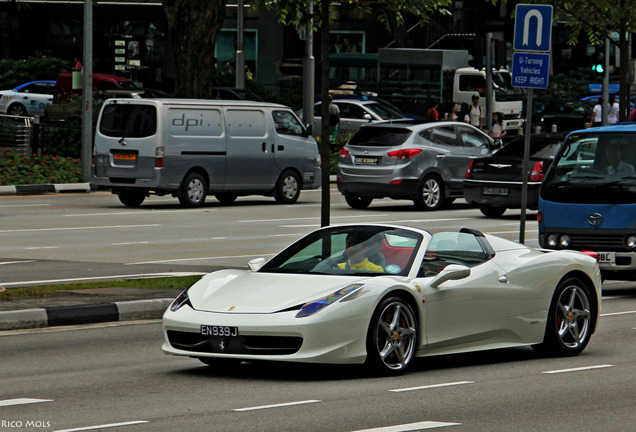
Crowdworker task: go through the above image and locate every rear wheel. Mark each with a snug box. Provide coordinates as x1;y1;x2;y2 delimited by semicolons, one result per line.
344;194;373;209
7;103;27;117
478;205;506;218
117;190;146;207
533;277;594;357
365;296;418;375
414;175;445;211
275;170;300;204
178;172;208;207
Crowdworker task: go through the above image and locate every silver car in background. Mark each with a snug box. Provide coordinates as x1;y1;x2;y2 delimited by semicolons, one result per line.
337;121;495;210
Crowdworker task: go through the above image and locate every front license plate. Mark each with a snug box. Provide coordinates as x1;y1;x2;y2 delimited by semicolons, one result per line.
483;186;509;196
354;156;380;165
113;152;136;161
597;252;616;263
201;325;239;337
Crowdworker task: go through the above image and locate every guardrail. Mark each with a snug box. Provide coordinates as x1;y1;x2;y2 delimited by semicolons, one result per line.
0;114;81;158
0;114;32;156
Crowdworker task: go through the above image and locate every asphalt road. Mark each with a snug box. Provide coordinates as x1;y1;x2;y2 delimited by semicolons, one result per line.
0;291;634;432
1;187;544;287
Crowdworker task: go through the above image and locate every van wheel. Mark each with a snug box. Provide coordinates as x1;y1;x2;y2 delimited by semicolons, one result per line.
345;194;373;209
275;170;300;204
117;190;146;207
214;193;237;204
179;172;208;207
414;175;445;211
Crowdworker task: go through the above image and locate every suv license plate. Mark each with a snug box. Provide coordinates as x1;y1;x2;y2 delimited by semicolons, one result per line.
483;186;508;196
597;252;616;263
354;156;379;165
201;325;239;337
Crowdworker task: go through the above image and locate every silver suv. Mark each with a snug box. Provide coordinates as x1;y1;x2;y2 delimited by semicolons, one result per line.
337;121;494;210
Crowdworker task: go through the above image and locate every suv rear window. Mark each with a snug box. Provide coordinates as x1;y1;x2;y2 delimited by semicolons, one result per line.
495;139;561;158
99;104;157;138
348;127;412;147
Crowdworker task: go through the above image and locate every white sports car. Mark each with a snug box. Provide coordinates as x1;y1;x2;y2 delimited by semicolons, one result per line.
162;224;601;374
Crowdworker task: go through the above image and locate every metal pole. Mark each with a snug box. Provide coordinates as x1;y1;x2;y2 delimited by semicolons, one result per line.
80;0;93;183
602;37;609;125
485;32;493;131
235;0;245;89
519;88;532;244
302;1;315;128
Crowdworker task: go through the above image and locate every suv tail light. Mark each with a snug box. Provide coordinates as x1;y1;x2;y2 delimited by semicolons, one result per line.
465;159;474;179
339;147;349;158
387;149;421;160
529;161;544;182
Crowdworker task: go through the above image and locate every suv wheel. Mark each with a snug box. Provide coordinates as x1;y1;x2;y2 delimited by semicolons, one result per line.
345;194;373;209
414;175;445;211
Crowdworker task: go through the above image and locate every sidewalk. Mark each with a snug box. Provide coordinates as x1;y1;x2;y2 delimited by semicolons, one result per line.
0;287;181;330
0;183;94;196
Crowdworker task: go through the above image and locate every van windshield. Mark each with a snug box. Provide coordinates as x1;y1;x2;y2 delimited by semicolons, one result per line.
99;104;157;138
541;132;636;204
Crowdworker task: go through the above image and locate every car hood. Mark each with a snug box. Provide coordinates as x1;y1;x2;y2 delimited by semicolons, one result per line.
188;269;366;314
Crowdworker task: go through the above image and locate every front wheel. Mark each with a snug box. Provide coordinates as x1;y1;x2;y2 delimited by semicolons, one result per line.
7;104;28;117
533;277;594;357
344;194;373;209
178;172;208;207
275;170;300;204
365;296;418;375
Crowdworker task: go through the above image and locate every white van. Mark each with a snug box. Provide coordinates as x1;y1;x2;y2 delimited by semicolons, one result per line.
93;99;321;207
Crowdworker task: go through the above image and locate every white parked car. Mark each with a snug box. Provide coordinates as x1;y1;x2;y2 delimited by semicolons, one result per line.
0;80;55;117
162;223;601;375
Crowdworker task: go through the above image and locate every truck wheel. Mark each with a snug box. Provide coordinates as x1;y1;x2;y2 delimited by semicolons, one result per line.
179;172;208;207
345;194;373;209
275;170;300;204
414;175;445;211
117;190;146;207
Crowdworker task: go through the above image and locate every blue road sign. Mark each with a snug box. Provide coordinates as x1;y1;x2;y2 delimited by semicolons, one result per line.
512;52;550;89
514;4;553;52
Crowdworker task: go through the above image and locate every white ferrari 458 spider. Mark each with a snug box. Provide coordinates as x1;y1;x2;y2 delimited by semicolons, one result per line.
162;224;601;374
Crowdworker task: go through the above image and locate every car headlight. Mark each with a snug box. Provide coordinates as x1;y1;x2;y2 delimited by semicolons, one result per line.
296;284;363;318
170;288;192;312
559;234;571;248
546;234;559;248
626;235;636;249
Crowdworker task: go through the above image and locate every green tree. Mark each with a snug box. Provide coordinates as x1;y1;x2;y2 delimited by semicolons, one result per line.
514;0;636;121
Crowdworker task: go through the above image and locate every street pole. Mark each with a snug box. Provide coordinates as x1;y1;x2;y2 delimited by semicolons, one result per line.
320;0;330;227
602;37;609;125
80;0;93;183
519;88;532;244
302;1;315;128
235;0;245;90
485;32;493;130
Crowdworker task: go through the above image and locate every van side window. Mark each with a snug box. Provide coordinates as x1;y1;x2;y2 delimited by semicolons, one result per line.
273;110;303;136
99;104;157;138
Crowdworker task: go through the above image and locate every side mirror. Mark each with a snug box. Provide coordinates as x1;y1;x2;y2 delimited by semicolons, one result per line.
248;257;266;271
429;264;470;288
304;123;313;137
363;113;373;122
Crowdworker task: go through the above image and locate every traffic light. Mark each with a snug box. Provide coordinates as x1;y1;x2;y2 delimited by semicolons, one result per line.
591;40;605;74
592;63;604;73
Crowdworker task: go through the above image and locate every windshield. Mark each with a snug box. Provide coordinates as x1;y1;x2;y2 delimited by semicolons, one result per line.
259;226;423;276
364;102;404;120
541;132;636;203
492;71;525;102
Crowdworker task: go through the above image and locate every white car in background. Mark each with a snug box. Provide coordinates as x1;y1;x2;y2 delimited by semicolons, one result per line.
163;223;601;375
0;80;55;117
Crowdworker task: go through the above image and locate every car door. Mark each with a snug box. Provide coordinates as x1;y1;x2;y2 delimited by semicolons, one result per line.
20;82;54;117
416;232;515;351
336;102;376;138
417;125;468;192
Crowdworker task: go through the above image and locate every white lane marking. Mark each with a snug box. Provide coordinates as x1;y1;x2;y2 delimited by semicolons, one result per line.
53;420;149;432
111;242;150;246
389;381;474;393
0;204;51;208
486;230;538;235
128;254;275;265
393;217;475;224
267;233;306;238
64;209;211;217
0;398;53;407
601;310;636;317
0;224;160;234
0;272;205;288
232;399;321;412
0;260;37;265
543;364;614;374
240;214;390;223
351;421;461;431
25;246;60;250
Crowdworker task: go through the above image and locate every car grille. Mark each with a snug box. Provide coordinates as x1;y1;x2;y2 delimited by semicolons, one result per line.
167;330;303;355
565;232;629;251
